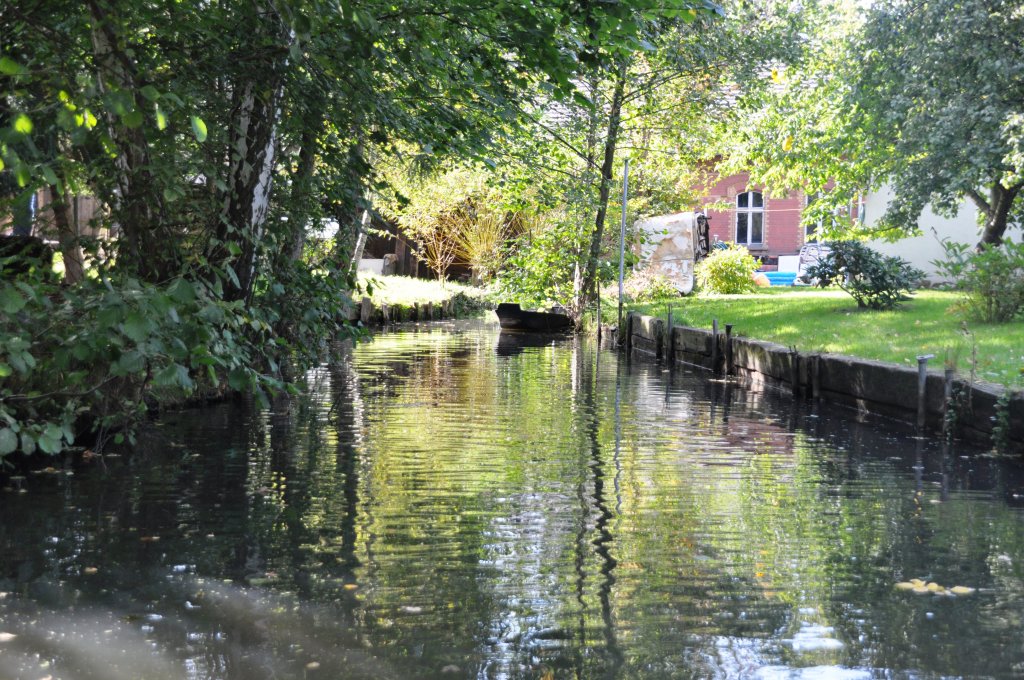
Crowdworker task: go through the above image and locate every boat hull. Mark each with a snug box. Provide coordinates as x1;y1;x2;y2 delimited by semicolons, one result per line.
494;303;573;333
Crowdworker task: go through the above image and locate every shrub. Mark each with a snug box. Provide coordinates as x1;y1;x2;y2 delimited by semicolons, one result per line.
622;268;680;302
933;239;1024;322
695;244;759;294
806;241;923;309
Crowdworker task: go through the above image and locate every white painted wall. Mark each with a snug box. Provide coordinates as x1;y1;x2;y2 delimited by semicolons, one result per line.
358;258;384;275
863;185;980;281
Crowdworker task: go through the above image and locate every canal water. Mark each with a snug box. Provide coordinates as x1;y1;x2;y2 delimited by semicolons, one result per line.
1;320;1023;679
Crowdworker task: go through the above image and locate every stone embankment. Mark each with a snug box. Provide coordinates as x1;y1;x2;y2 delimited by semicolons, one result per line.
624;311;1023;451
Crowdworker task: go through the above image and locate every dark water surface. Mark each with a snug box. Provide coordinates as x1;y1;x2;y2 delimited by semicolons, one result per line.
2;320;1024;679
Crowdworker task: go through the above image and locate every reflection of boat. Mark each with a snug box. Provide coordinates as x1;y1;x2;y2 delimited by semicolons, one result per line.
494;303;573;333
495;331;568;357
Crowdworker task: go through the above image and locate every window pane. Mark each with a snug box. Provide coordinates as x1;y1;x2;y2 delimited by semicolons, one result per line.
737;192;748;209
736;213;748;243
752;191;764;208
751;213;763;244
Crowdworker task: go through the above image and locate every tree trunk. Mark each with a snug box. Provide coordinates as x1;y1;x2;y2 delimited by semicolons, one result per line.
969;181;1022;250
582;59;630;305
48;185;85;284
220;78;285;302
88;0;174;282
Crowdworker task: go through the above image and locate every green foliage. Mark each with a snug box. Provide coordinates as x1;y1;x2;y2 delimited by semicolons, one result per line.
622;268;680;303
494;211;586;310
695;244;759;294
0;260;357;462
725;0;1024;247
991;389;1014;454
933;239;1024;323
807;241;923;310
455;210;507;284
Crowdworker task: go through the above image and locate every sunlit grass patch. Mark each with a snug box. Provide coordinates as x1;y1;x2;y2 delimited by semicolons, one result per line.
357;273;488;307
630;288;1024;387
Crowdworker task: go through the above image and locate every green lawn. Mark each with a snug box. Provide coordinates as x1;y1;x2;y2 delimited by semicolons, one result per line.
625;288;1024;387
358;273;488;307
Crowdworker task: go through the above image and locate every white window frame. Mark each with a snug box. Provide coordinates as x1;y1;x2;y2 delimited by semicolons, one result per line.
735;191;764;246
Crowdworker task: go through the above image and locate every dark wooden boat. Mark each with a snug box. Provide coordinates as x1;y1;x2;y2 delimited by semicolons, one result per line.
494;303;573;333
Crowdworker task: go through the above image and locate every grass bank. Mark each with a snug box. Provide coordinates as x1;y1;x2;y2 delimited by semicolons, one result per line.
623;288;1024;387
357;273;490;313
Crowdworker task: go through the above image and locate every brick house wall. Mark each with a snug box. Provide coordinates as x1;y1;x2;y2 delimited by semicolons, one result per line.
696;171;808;268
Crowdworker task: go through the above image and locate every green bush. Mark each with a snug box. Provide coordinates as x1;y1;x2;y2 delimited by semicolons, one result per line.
807;241;923;310
623;268;679;302
933;239;1024;322
0;259;358;462
695;244;759;294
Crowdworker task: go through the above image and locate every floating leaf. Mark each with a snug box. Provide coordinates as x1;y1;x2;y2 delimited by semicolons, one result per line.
190;115;207;142
950;586;976;595
0;632;17;642
894;582;916;591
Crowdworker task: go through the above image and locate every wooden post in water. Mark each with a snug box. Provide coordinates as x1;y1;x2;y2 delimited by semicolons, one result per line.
810;354;821;400
711;319;719;374
917;354;934;432
360;297;373;325
725;324;734;376
789;349;800;398
942;367;956;437
666;305;674;364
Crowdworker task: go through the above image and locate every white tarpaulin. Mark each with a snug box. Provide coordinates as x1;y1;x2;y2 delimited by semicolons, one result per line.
635;212;701;295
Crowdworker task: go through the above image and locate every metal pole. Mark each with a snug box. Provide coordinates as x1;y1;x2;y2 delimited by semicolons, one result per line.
617;158;630;333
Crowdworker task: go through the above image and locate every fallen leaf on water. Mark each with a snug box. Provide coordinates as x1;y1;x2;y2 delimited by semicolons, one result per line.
950;586;976;595
894;582;916;591
140;536;160;543
343;584;358;591
305;661;320;671
0;632;16;642
83;567;98;575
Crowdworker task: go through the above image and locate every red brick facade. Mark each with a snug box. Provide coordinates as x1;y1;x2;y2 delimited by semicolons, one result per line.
696;171;809;267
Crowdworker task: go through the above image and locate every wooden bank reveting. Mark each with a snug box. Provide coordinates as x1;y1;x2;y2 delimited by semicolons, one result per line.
623;311;1024;452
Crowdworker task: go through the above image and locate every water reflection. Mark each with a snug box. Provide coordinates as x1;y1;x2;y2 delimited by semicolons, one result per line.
1;320;1024;679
